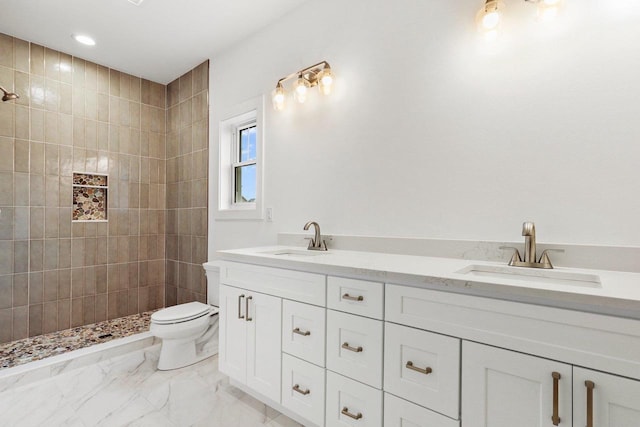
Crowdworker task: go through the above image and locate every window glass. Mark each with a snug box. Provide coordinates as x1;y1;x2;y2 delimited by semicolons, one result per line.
239;126;257;162
235;164;257;203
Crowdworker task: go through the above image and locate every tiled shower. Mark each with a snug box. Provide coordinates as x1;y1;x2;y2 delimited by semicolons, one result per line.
0;33;208;344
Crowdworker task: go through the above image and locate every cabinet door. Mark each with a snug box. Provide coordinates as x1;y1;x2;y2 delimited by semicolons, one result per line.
218;284;247;383
462;342;572;427
574;367;640;427
246;291;282;403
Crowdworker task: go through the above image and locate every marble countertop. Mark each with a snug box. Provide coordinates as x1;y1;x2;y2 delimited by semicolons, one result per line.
214;246;640;320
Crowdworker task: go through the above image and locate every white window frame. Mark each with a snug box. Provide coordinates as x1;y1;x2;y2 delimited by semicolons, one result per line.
216;96;264;220
231;121;257;206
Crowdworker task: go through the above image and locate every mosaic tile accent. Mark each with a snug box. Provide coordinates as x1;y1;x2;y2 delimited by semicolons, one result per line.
72;186;107;220
0;311;156;370
72;173;108;186
72;172;108;221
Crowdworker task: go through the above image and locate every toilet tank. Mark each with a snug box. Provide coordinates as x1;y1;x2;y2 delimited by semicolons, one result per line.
203;262;220;307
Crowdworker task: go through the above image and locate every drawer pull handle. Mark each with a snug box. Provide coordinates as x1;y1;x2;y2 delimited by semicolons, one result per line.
238;294;245;319
293;328;311;336
342;342;363;353
292;384;310;395
551;372;561;426
406;361;432;375
245;296;253;322
342;293;364;302
341;407;363;420
585;380;595;427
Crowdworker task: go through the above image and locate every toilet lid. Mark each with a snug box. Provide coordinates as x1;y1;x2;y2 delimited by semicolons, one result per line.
151;302;213;324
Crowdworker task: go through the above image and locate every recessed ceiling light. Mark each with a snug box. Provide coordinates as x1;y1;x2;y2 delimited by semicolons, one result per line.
72;34;96;46
128;0;144;5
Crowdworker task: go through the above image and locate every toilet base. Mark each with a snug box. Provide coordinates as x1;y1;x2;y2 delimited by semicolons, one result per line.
157;336;219;371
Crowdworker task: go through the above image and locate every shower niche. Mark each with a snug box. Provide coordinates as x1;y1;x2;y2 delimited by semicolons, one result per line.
72;172;108;222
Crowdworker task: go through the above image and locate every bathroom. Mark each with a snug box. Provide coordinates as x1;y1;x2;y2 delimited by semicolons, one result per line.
0;0;639;425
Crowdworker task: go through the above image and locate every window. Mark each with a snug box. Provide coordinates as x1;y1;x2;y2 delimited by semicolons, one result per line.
216;96;264;220
232;123;257;204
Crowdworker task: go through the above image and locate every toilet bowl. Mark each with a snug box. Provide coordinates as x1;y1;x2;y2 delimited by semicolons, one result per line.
150;301;219;370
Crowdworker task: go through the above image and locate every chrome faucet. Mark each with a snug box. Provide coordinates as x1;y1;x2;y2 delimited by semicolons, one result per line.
500;221;564;269
303;221;328;251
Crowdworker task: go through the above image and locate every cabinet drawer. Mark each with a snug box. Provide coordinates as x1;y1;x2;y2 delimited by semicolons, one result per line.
326;371;382;427
384;322;460;419
384;393;460;427
282;300;326;367
219;261;326;306
282;354;325;427
327;276;383;319
327;310;383;388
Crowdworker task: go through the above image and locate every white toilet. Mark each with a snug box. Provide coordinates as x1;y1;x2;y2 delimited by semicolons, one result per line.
150;279;219;370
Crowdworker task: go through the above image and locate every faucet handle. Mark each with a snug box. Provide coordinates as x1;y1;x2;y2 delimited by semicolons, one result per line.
538;249;565;269
499;246;522;266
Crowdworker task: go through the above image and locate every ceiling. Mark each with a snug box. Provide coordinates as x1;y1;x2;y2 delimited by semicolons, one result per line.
0;0;306;84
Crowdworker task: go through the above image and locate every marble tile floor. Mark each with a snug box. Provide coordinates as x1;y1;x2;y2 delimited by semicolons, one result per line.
0;344;302;427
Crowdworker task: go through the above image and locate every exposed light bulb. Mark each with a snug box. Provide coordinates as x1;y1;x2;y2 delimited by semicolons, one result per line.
476;0;504;38
317;67;334;96
272;83;286;111
294;76;310;104
482;10;501;30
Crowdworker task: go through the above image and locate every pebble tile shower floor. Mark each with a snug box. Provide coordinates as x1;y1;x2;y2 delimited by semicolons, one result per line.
0;311;155;369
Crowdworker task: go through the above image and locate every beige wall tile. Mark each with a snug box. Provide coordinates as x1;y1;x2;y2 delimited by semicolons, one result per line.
13;273;28;306
15;71;30;107
30;44;45;76
12;305;28;340
13;38;29;73
179;71;192;102
60;53;73;85
44;48;60;81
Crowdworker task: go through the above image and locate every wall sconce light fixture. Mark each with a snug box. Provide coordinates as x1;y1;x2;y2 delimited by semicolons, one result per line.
476;0;563;40
272;61;334;111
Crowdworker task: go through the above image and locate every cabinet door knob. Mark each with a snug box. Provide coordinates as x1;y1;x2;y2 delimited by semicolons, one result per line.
245;296;253;322
341;407;363;420
406;361;432;375
342;293;364;302
585;380;595;427
293;327;311;336
342;342;363;353
238;294;245;319
551;372;561;426
292;384;310;395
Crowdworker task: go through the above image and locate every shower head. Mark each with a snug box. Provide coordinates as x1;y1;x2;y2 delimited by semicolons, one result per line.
0;86;19;102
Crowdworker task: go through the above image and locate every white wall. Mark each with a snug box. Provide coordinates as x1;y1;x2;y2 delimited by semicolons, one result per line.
208;0;640;258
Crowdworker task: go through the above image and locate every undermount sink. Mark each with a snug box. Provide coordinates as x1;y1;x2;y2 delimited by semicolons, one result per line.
456;264;601;288
260;249;328;257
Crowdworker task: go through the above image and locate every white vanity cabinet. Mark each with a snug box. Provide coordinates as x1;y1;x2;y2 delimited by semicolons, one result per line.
219;284;282;403
216;257;640;427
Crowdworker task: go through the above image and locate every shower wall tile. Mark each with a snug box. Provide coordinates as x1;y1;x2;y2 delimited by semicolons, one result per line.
0;35;13;68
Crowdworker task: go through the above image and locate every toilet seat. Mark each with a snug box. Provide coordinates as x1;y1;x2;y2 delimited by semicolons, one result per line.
151;301;218;325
